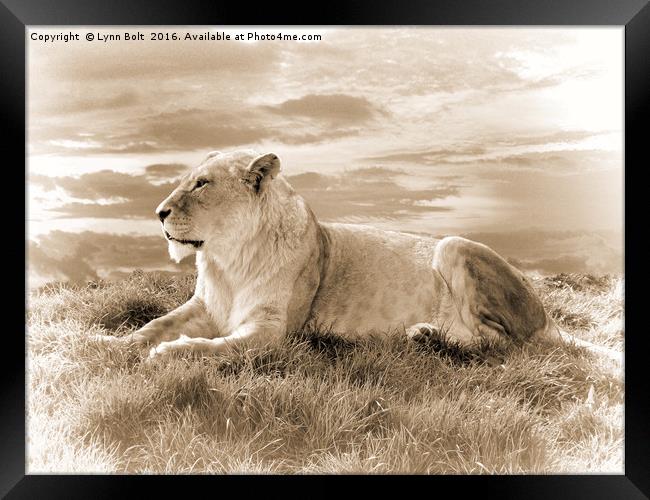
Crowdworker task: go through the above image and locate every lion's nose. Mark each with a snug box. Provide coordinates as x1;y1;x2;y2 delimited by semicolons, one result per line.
157;208;172;222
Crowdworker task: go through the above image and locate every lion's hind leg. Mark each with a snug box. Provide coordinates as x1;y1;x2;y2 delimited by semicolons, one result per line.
405;322;439;342
430;236;548;347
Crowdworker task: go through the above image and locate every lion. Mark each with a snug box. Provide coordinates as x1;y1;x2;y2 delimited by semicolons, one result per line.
96;149;619;364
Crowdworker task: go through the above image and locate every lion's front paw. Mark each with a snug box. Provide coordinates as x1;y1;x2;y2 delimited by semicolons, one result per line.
126;327;158;345
146;337;225;363
146;339;188;362
90;331;151;346
148;343;172;361
89;334;135;345
89;334;120;343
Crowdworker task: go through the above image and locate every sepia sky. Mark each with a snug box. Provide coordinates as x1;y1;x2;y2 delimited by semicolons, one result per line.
27;27;624;287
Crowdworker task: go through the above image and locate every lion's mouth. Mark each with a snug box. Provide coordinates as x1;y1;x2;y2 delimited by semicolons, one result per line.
164;230;204;248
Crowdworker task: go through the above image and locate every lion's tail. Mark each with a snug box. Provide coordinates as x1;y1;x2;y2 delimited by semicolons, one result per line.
537;314;622;366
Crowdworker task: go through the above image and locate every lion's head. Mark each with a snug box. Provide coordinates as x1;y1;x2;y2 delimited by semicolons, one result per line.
155;150;282;262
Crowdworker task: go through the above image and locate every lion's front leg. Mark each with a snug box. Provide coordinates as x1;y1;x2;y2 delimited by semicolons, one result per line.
148;315;285;361
93;296;217;347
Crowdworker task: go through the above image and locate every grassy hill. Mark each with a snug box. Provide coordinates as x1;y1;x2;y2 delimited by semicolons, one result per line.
27;271;624;473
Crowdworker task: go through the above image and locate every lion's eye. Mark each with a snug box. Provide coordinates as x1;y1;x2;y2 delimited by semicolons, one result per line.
193;179;209;190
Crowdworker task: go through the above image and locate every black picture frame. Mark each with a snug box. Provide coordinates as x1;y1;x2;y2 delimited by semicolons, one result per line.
4;0;648;497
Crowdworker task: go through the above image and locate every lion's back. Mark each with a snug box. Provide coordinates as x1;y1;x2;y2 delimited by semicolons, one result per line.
305;223;443;336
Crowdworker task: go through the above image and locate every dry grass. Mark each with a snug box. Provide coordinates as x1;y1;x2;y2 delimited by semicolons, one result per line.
27;271;624;474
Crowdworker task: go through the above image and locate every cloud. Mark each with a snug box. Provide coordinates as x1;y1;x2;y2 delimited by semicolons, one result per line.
459;229;622;275
471;150;621;175
507;255;604;275
40;90;141;115
266;94;382;125
274;129;360;145
362;145;487;164
31;167;183;219
129;109;272;151
286;167;459;221
28;28;622;163
29;239;100;284
144;163;189;180
362;132;614;169
31;165;461;223
30;36;281;82
35;109;272;155
488;130;604;147
35;94;382;154
29;230;194;286
33;169;171;199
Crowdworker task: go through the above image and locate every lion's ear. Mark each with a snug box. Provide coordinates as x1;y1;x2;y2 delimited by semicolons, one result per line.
243;153;281;193
205;150;222;160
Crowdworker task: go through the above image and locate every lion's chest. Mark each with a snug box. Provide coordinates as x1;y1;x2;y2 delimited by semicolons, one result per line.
198;278;234;334
194;257;242;334
195;255;294;335
197;275;263;335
